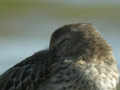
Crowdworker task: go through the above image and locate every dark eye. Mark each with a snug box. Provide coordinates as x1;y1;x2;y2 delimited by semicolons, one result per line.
59;39;69;45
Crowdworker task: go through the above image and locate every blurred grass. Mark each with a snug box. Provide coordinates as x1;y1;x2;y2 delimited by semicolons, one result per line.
0;1;120;37
117;80;120;90
0;1;120;20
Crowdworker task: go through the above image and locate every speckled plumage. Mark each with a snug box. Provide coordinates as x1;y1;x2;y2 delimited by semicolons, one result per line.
0;23;119;90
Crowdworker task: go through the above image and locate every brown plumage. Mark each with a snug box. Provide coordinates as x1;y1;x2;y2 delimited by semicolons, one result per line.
0;23;119;90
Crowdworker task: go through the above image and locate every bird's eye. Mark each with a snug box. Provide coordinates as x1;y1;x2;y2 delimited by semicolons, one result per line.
59;38;69;45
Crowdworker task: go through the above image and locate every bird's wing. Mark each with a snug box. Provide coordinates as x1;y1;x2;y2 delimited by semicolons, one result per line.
0;52;54;90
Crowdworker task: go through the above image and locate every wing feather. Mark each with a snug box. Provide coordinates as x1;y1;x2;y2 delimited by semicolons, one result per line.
0;50;55;90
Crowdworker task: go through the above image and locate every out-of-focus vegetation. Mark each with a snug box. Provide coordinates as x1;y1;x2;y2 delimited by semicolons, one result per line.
117;79;120;90
0;1;120;37
0;1;120;19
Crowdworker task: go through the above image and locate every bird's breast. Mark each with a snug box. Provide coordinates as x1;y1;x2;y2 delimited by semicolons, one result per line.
39;60;119;90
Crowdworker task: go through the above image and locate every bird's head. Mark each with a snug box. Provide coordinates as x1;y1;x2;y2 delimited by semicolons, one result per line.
49;23;112;60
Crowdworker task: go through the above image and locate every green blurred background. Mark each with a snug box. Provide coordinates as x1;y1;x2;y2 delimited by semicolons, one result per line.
0;0;120;89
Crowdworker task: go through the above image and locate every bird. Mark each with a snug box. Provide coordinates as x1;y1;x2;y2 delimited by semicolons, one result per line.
0;23;119;90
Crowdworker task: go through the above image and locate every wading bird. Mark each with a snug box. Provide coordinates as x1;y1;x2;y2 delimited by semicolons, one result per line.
0;23;119;90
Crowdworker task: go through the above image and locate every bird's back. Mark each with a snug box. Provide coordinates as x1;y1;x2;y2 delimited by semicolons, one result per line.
0;50;57;90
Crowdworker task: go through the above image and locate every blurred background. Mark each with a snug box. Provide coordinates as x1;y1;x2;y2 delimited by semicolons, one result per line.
0;0;120;89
